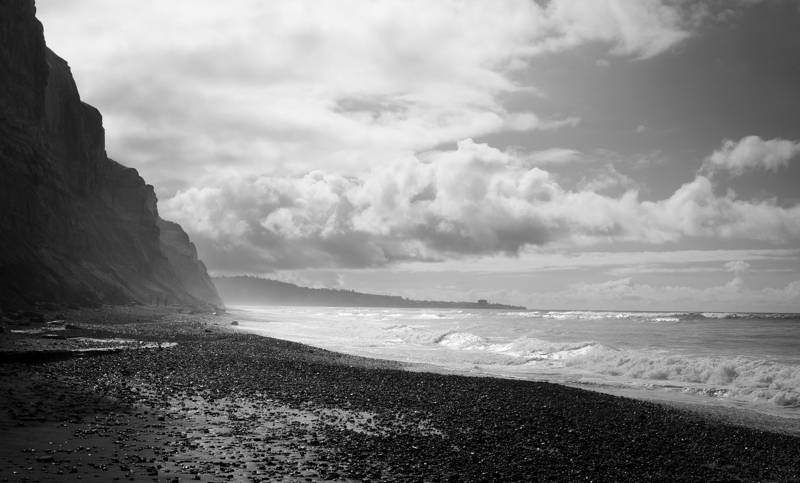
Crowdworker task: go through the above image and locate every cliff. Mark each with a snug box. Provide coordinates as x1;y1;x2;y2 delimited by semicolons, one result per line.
0;0;223;309
213;276;527;310
157;218;222;304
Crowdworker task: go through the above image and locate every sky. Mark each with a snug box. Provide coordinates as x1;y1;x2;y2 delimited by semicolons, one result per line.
37;0;800;312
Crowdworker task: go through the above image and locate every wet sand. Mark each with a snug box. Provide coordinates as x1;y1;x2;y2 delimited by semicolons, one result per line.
1;305;799;482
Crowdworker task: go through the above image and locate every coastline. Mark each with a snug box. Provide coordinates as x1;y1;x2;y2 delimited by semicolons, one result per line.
2;306;799;482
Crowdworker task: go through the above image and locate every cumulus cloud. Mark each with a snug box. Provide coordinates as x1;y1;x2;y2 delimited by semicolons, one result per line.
524;277;800;312
540;0;692;59
576;164;639;194
703;136;800;175
724;260;751;274
38;0;697;196
606;265;723;275
522;148;583;165
162;139;800;271
395;248;800;273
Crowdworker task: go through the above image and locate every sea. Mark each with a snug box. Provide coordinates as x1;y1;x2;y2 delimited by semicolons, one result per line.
227;306;800;419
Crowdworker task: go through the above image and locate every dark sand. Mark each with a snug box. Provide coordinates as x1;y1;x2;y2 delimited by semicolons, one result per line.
1;306;799;482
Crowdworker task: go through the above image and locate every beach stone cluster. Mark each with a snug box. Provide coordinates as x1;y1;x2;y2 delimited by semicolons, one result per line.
1;306;799;482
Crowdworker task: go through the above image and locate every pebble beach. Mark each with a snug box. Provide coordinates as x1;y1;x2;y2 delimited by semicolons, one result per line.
1;306;800;482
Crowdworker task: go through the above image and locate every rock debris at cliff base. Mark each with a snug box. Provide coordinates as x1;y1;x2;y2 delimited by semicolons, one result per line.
1;306;800;482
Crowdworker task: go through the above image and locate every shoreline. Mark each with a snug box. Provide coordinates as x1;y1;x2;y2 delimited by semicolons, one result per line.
2;305;800;482
225;305;800;434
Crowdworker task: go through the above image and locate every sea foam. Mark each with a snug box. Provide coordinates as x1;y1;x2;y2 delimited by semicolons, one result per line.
564;348;800;406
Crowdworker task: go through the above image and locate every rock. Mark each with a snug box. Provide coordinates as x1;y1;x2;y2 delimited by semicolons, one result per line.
41;333;67;339
0;0;223;310
231;321;239;326
23;311;45;323
67;303;81;310
158;218;223;306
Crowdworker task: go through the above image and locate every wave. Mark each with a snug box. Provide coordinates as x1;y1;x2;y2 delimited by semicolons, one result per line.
500;310;800;322
498;311;542;317
391;326;606;364
383;324;457;345
564;348;800;407
388;325;800;407
413;313;451;320
699;312;800;320
436;332;492;350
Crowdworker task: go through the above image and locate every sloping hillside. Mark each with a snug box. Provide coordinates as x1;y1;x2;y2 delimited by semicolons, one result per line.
213;276;526;310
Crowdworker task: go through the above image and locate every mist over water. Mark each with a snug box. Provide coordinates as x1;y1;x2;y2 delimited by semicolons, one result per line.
229;306;800;417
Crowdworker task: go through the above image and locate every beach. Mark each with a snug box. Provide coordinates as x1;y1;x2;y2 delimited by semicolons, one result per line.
2;306;800;482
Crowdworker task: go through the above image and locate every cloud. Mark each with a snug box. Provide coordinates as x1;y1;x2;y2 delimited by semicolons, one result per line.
606;265;723;275
576;164;639;194
525;276;800;312
38;0;697;197
640;176;800;242
389;272;800;312
607;259;787;276
162;139;800;271
393;248;800;274
724;260;750;274
703;136;800;175
522;147;583;165
539;0;692;59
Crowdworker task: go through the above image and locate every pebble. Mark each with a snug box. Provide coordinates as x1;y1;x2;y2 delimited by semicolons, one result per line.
1;305;799;482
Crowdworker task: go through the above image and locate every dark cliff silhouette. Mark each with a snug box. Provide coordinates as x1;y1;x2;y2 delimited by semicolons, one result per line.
0;0;222;309
213;276;527;310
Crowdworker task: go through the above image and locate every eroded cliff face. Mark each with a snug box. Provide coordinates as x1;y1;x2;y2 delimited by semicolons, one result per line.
0;0;223;308
156;218;223;305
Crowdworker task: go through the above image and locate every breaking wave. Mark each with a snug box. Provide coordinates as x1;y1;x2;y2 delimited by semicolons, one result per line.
564;348;800;407
499;310;799;322
384;324;800;407
385;325;604;363
236;306;800;409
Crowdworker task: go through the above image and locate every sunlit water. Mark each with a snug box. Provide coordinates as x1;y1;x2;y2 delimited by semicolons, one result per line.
228;306;800;419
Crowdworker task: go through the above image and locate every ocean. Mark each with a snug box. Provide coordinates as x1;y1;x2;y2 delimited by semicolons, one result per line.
227;306;800;418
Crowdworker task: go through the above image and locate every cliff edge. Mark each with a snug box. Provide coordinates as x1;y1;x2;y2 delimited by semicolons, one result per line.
0;0;223;309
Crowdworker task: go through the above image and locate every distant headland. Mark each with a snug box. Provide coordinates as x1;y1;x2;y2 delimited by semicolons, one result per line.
213;276;527;310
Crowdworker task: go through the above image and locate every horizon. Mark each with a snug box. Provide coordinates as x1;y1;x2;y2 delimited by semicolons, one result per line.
215;275;800;315
37;0;800;312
